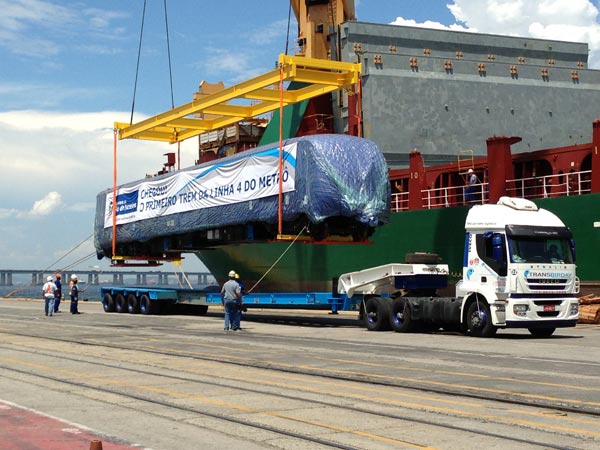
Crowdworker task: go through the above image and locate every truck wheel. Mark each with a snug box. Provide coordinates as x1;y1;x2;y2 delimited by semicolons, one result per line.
139;294;156;315
127;293;140;314
102;293;115;313
364;297;390;331
528;327;555;338
115;294;128;313
466;301;497;337
389;298;413;333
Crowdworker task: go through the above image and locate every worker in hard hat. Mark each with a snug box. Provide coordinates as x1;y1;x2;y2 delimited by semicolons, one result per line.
69;274;80;314
220;270;241;332
53;273;62;313
234;273;246;330
42;276;57;317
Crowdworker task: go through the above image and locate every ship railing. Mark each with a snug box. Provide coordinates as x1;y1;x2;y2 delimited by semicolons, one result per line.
390;192;409;211
507;170;592;199
420;183;489;209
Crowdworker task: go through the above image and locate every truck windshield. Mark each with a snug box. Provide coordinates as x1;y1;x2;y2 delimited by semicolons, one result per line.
508;237;574;264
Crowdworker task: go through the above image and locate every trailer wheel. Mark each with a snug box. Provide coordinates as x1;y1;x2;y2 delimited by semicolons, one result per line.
102;293;115;313
139;294;156;315
115;294;128;313
528;327;555;338
364;297;390;331
389;298;413;333
466;300;496;337
127;293;140;314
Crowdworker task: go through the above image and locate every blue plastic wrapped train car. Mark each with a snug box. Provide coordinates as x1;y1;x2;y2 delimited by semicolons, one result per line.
94;134;390;261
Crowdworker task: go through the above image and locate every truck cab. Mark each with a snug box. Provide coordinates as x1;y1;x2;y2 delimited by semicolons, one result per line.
457;196;579;337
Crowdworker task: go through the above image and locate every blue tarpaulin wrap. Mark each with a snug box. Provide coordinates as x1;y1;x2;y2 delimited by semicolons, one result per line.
94;134;390;257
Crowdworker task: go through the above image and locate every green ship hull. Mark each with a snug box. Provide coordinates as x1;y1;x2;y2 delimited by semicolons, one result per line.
196;193;600;291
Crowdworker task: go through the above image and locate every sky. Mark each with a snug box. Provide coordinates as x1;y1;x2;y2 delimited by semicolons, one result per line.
1;0;600;273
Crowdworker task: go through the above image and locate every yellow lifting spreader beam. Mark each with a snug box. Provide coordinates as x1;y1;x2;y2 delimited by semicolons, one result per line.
114;54;361;143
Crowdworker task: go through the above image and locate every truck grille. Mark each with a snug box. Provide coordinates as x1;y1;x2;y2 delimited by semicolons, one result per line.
527;279;568;291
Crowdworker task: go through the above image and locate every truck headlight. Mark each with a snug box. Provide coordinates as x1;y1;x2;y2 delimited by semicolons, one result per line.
569;303;578;315
513;304;528;317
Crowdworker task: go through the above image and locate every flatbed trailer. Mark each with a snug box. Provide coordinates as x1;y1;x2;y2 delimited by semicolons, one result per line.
100;286;363;316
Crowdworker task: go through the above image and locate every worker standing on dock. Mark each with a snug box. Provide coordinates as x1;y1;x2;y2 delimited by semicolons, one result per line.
42;276;56;317
53;273;62;313
69;275;80;314
221;270;241;332
234;273;245;331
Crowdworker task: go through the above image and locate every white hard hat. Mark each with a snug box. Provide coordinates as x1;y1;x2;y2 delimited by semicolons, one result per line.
468;168;474;174
71;274;78;280
46;276;53;282
228;270;236;277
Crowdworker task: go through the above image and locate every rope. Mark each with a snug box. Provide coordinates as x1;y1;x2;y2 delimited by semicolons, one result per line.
172;264;193;290
130;0;147;125
163;0;175;109
246;225;307;294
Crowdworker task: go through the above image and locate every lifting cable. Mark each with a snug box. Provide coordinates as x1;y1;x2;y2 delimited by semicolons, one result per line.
246;225;307;294
285;1;292;55
3;235;95;298
163;0;175;109
130;0;148;125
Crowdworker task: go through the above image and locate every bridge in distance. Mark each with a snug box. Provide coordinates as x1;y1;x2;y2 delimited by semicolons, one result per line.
0;269;215;287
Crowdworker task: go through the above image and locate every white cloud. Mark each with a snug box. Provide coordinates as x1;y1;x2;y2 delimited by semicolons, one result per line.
0;109;200;270
30;191;62;217
396;0;600;67
390;17;474;32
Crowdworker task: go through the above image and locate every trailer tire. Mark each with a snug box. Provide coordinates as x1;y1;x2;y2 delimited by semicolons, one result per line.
127;293;140;314
528;327;555;338
389;298;413;333
102;293;115;313
139;294;155;315
115;294;128;314
364;297;390;331
466;300;496;337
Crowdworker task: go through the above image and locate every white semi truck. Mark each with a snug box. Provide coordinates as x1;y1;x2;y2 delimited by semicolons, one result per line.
341;197;580;337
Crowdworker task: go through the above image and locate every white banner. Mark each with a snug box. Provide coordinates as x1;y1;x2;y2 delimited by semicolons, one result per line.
104;143;297;228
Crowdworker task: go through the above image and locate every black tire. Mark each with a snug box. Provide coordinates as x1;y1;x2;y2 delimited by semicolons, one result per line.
115;294;127;313
466;299;497;337
139;294;156;315
102;293;115;313
528;327;556;338
127;293;140;314
389;297;413;333
363;297;390;331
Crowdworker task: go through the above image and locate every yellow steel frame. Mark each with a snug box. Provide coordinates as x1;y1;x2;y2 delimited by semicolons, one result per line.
115;54;361;143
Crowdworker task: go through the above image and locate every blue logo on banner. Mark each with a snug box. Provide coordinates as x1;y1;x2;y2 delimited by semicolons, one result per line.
115;191;138;216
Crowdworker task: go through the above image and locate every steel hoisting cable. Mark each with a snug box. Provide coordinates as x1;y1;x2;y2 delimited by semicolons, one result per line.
3;235;94;298
246;225;307;294
285;1;292;55
130;0;148;125
163;0;175;109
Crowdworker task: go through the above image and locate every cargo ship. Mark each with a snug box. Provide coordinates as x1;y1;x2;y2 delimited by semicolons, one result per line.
95;1;600;291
